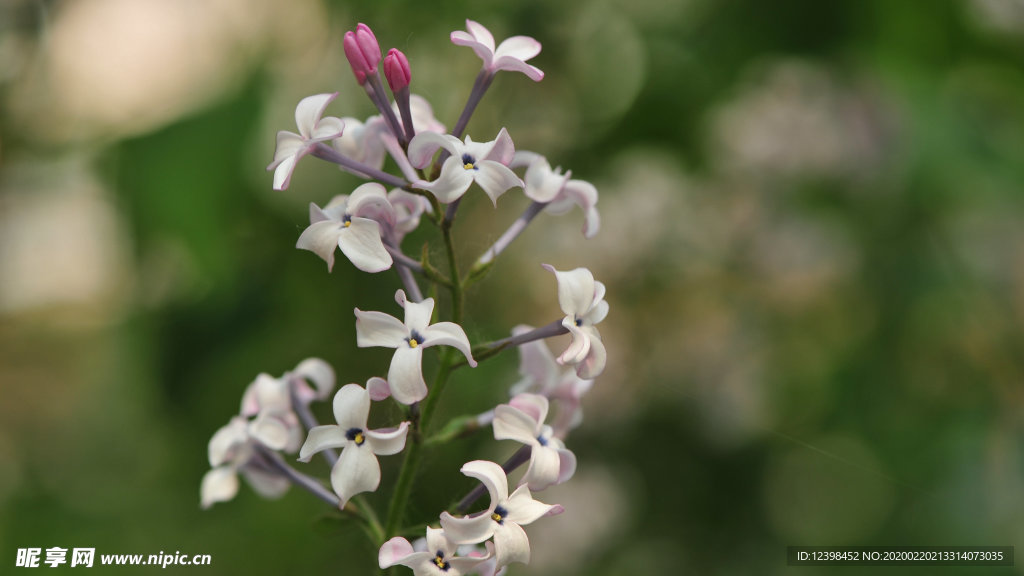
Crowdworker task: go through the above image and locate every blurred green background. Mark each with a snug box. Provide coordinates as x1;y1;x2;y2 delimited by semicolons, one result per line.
2;0;1023;574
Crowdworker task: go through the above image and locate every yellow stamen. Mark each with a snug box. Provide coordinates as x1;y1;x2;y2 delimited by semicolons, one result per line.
463;162;475;170
434;557;445;568
354;432;365;445
343;220;351;228
409;339;419;348
491;512;503;522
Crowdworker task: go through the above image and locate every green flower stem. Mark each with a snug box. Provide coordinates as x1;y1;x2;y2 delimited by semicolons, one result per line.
384;351;456;538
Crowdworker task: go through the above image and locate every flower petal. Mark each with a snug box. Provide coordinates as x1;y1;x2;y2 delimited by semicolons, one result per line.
200;466;239;509
577;329;606;379
473;161;523;205
387;346;427;404
347;182;395;224
378;537;416;569
510;325;560;395
523;156;566;203
556;448;577;485
492;522;531;567
268;131;305;168
292;357;335;402
407;131;463;169
509;393;549;425
310;116;345;142
355;309;408;348
551;179;600;238
366;376;391;401
414;157;474;204
559;318;592;366
420;322;477;367
505;485;559;525
522;444;562;490
543;265;597;316
366;421;409;456
439;511;495;545
493;404;540;445
337;217;393;273
494;36;542;62
208;417;249;467
491;57;544;81
297;424;348;462
248;414;291;451
398;292;435;332
271;150;303;191
332;384;371;431
241;466;290;499
296;220;344;271
461;460;508;506
331;444;381;507
294;93;338;138
484;127;516;165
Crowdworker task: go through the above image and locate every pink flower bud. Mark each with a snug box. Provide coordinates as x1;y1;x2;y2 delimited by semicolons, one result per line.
383;48;411;92
343;23;381;85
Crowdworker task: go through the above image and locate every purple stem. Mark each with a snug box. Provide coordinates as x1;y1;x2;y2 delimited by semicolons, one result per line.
455;445;532;513
476;201;547;266
452;69;495;139
256;448;339;508
386;245;424;302
311;143;408;189
289;382;338;468
366;75;407;147
394;87;417;144
487;319;568;349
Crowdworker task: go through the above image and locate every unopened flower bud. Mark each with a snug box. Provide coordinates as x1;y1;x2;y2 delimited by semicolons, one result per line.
383;48;411;92
343;23;381;85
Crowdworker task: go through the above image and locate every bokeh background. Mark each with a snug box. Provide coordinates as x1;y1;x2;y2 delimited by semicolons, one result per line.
2;0;1024;574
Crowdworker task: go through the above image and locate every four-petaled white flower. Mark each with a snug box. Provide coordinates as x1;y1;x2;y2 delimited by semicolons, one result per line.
515;152;600;238
510;325;594;437
543;265;608;379
440;461;562;569
200;417;290;509
355;290;477;404
296;183;395;273
379;527;490;576
451;20;544;81
268;93;345;191
408;129;523;205
298;384;409;508
493;394;576;491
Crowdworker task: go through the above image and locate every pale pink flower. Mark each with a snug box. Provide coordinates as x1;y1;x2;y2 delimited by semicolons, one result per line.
515;152;600;238
355;290;477;404
510;325;593;437
267;93;345;190
451;20;544;81
408;128;522;204
543;265;608;379
379;527;489;575
199;417;289;509
296;183;395;273
493;394;576;490
440;461;562;568
298;384;409;508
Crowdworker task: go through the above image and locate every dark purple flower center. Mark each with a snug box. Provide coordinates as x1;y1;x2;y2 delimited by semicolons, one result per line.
345;427;366;446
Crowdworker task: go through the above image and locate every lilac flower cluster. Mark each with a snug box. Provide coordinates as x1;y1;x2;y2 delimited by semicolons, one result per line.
202;20;606;575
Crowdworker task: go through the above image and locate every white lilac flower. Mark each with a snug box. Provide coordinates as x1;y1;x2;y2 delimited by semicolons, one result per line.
379;527;489;575
200;417;290;509
493;394;576;491
439;460;562;568
509;325;593;437
295;183;395;273
267;93;345;190
408;128;522;205
450;20;544;81
515;152;600;238
298;384;409;508
543;265;608;379
355;290;477;404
